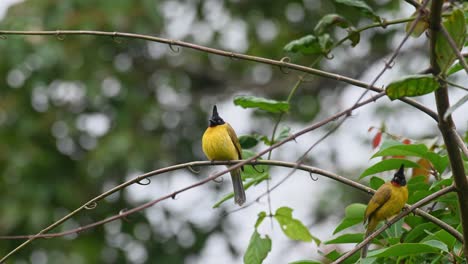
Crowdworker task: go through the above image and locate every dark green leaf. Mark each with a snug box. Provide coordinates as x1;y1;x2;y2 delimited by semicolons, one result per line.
403;222;436;243
325;233;363;244
333;203;366;234
334;0;380;21
360;159;420;179
239;135;260;149
234;95;289;113
369;176;385;190
244;230;272;264
274;207;316;243
367;243;441;257
314;14;351;35
386;74;439;100
284;35;328;55
255;211;267;228
436;9;466;73
347;28;361;46
430;178;453;191
444;94;468;120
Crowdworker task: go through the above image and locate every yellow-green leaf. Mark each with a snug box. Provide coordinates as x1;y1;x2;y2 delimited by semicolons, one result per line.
386;74;439;100
435;9;466;73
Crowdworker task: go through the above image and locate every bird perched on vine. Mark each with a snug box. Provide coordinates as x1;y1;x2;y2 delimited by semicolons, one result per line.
362;164;408;258
202;105;246;206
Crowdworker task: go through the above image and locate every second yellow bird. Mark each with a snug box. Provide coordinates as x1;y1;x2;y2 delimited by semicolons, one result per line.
202;105;246;206
362;164;408;258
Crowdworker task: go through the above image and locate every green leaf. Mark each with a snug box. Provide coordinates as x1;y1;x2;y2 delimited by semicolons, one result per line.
274;207;316;243
284;35;329;55
334;0;380;21
244;230;272;264
373;144;428;158
372;143;448;173
430;178;453;191
360;159;420;179
347;28;361;46
255;211;267;228
423;240;448;252
385;74;439;100
289;261;321;264
239;135;260;149
367;243;441;258
369;176;385;190
436;9;466;73
426;229;457;250
444;94;468;120
324;233;363;244
314;14;351;35
273;126;291;144
447;58;468;75
234;95;289;113
333;203;366;234
403;222;436;243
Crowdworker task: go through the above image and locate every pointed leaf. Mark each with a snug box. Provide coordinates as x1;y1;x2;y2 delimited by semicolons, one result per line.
314;14;351;35
244;230;272;264
436;9;466;73
274;207;316;243
255;211;267;228
360;159;420;179
325;233;364;244
369;176;385;190
367;243;441;258
284;35;328;55
239;135;260;149
386;74;439;100
334;0;380;22
333;203;366;234
234;95;289;113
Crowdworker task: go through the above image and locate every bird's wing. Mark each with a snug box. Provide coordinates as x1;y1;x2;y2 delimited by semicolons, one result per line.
226;123;242;160
364;183;392;220
226;123;244;172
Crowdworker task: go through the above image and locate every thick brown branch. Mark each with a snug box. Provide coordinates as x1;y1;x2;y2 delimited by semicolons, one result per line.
430;0;468;260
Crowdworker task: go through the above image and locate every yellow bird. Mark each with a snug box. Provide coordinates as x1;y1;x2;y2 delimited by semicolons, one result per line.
202;105;246;206
362;164;408;258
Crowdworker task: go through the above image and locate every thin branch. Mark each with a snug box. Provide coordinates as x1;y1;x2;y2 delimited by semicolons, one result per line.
0;29;438;121
453;130;468;158
332;184;457;263
439;24;468;75
0;161;460;244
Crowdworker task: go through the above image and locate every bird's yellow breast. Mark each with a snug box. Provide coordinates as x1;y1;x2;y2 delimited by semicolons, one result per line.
202;124;240;161
373;183;408;222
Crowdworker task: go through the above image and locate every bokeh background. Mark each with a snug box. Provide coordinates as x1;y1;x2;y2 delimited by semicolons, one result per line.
0;0;467;263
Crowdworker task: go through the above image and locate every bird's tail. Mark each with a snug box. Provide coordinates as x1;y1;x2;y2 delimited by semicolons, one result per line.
361;218;378;258
230;168;246;206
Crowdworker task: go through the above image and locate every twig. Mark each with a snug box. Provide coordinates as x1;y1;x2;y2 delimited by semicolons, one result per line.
453;130;468;158
0;29;438;121
332;185;457;263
